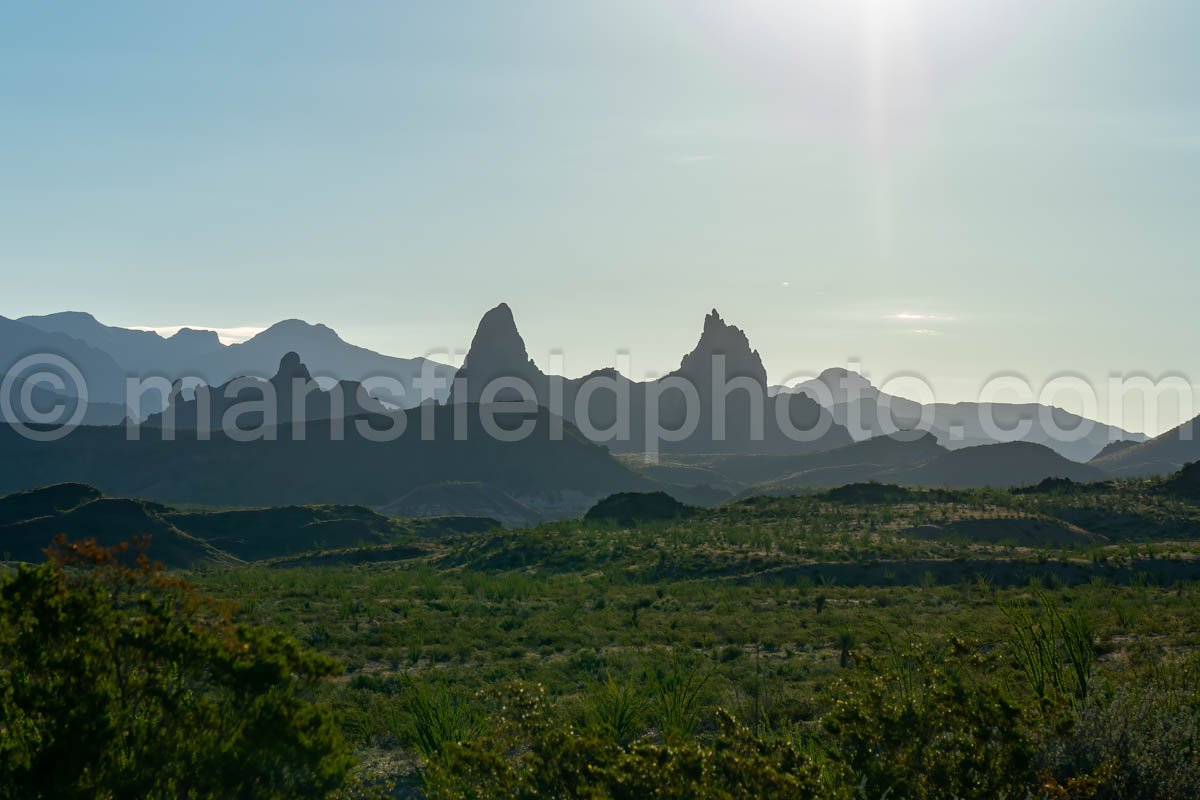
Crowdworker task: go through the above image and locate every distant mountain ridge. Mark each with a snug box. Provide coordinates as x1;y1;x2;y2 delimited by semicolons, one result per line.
0;315;137;424
17;312;455;409
142;352;389;430
0;349;652;520
3;305;1157;465
1092;414;1200;477
778;367;1146;462
449;303;852;456
18;312;224;374
626;432;1102;498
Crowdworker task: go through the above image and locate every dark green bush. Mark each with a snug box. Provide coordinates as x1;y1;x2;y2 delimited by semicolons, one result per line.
823;636;1036;800
0;539;355;800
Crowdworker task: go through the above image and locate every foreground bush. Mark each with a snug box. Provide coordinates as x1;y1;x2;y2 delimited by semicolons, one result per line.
1039;656;1200;799
0;539;355;800
419;640;1044;800
823;636;1036;800
426;683;847;800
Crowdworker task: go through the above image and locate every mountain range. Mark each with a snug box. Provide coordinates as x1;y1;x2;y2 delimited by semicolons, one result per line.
3;304;1198;523
0;375;650;521
5;305;1154;460
449;304;851;455
142;352;389;431
1091;415;1200;477
14;312;455;411
622;431;1104;499
778;367;1146;462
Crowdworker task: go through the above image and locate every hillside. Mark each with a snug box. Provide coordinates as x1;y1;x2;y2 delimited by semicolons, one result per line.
0;490;234;566
16;313;456;409
1092;415;1200;477
0;485;467;566
0;403;650;515
895;441;1105;488
783;367;1146;462
377;482;545;528
0;483;101;527
622;433;1100;497
0;315;132;409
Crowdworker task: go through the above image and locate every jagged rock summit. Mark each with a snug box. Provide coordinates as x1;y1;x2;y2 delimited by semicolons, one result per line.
142;353;386;431
451;303;548;404
463;303;538;373
446;303;850;455
672;309;768;385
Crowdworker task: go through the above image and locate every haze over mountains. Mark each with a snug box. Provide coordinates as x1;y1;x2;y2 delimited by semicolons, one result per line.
2;303;1197;524
0;392;649;523
781;367;1146;462
15;311;455;409
1092;415;1200;477
450;304;850;455
142;352;390;431
5;305;1149;458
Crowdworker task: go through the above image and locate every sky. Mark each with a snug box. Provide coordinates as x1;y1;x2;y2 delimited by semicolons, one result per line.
2;1;1198;433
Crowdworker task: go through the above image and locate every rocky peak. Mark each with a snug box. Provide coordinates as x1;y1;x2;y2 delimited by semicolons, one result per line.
673;309;767;385
255;319;343;343
463;303;535;370
273;352;313;384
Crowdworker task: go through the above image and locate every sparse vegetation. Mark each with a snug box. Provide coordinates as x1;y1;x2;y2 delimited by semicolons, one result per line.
4;476;1200;796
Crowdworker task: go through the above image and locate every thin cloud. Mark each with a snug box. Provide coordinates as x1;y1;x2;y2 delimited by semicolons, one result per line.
887;312;955;323
131;325;264;345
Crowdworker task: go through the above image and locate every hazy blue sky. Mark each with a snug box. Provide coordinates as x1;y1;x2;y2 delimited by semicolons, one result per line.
2;1;1197;431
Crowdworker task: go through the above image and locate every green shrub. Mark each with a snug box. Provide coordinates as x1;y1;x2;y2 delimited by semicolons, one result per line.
428;693;847;800
823;636;1036;800
581;671;648;746
0;539;354;800
647;655;713;741
1001;587;1096;709
1040;658;1200;799
400;677;482;762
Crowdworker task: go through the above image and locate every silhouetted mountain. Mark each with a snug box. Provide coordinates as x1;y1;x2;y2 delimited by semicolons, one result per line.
783;368;1144;462
0;401;651;518
15;313;455;410
656;431;944;490
1093;415;1200;477
19;312;222;374
142;353;388;430
377;482;544;528
1090;439;1141;462
0;488;232;567
450;303;850;456
633;433;1103;496
0;483;101;527
672;309;768;386
163;504;404;562
897;441;1105;488
184;319;454;407
584;491;696;526
453;303;545;398
788;368;884;407
0;484;415;566
820;483;923;504
0;316;135;424
731;432;948;493
1161;462;1200;501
